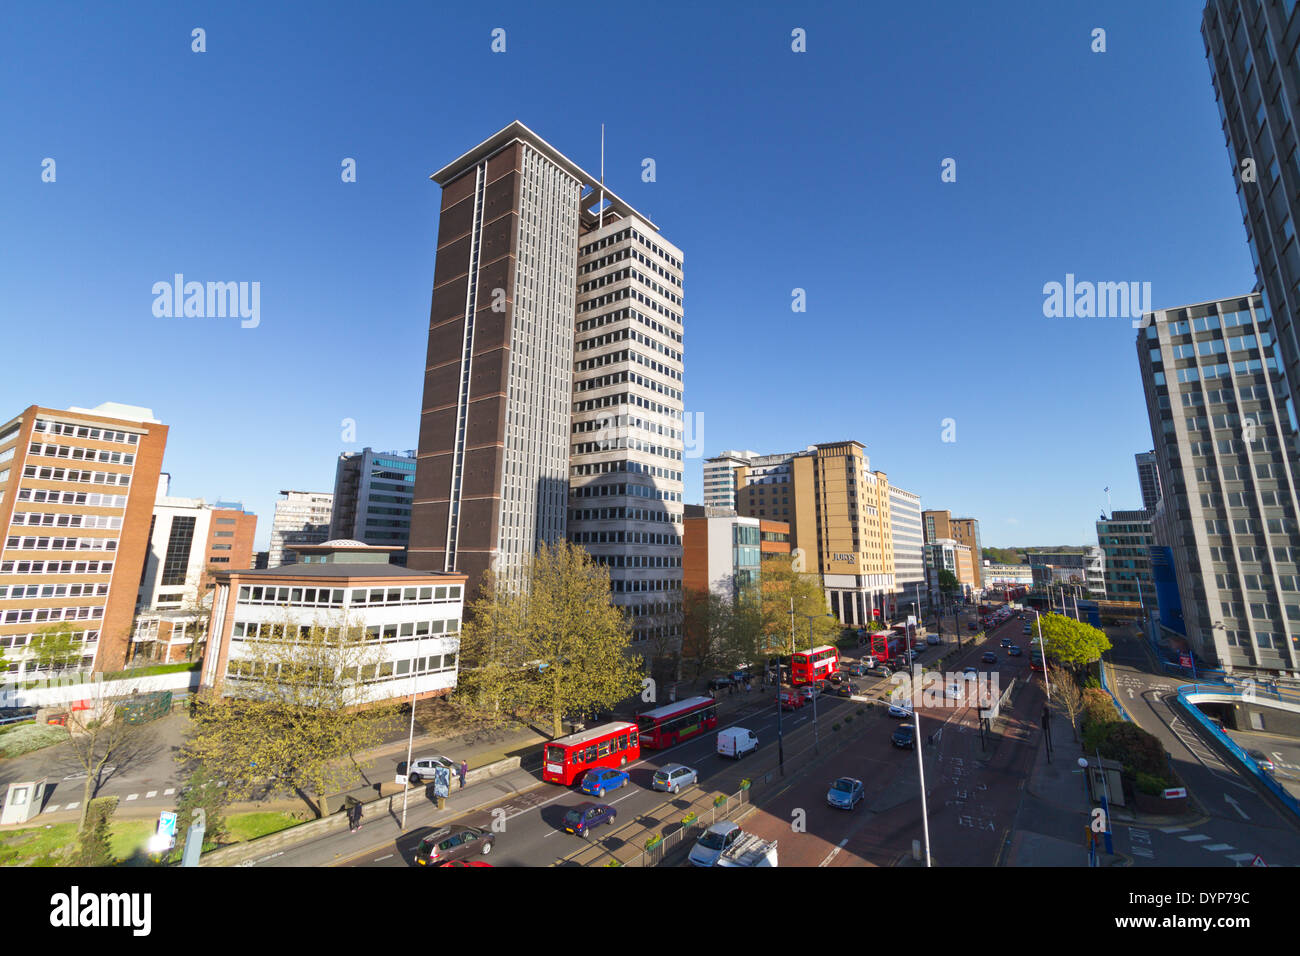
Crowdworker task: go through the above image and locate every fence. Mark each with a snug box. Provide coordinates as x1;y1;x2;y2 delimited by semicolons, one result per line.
621;784;752;867
1174;682;1300;821
1097;659;1133;723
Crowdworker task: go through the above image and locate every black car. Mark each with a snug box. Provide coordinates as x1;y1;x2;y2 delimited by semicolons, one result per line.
562;802;616;837
891;724;916;749
707;675;735;691
1008;645;1023;657
413;825;495;865
981;651;998;664
999;638;1013;648
829;681;860;698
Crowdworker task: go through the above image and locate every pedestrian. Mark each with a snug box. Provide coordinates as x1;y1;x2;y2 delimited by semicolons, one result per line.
458;760;468;789
346;796;362;833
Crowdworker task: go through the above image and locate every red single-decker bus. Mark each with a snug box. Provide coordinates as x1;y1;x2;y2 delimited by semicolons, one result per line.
542;722;640;786
636;696;719;749
791;645;838;685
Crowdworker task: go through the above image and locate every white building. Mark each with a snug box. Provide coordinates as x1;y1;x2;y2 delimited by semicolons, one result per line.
888;484;925;616
269;489;333;568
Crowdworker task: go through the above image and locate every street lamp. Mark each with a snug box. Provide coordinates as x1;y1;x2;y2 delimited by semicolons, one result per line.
911;661;932;867
803;615;821;754
400;626;427;830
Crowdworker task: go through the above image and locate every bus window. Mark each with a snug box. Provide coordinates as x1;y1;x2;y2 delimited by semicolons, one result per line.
618;735;628;750
585;745;597;763
597;741;610;758
630;731;638;748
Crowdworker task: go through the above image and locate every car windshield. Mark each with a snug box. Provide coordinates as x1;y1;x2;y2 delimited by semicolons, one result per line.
832;780;854;792
562;809;584;826
698;828;734;850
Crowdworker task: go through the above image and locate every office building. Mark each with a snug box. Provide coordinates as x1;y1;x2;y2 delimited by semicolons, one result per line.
982;563;1033;587
0;402;169;674
922;510;984;590
1026;549;1106;597
925;539;976;603
409;121;685;647
1136;450;1164;511
888;484;926;616
1203;2;1300;447
1096;510;1156;608
682;506;790;599
203;540;466;704
703;452;758;511
1138;291;1300;673
733;441;896;625
268;490;334;568
330;448;416;563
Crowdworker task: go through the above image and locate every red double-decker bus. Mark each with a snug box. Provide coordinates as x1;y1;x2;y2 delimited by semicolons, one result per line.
542;722;640;786
636;696;719;749
791;645;838;684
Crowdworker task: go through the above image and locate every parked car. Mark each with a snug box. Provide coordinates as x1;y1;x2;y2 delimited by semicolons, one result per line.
826;777;865;810
404;755;457;785
413;825;495;865
579;767;629;797
981;652;998;664
926;634;941;645
891;723;916;749
1248;750;1275;773
689;821;742;867
888;699;914;718
651;763;699;794
1008;645;1023;657
561;802;616;837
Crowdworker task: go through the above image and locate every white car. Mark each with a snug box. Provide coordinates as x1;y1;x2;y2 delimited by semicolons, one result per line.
405;755;457;784
943;684;963;700
888;700;914;718
689;821;742;867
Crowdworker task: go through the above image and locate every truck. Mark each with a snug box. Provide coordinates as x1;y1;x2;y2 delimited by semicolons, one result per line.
715;832;779;867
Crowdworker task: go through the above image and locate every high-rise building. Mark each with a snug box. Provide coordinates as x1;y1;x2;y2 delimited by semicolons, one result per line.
136;478;214;613
0;402;169;674
1026;549;1106;598
268;490;333;568
888;485;926;616
925;539;975;603
733;441;896;625
703;452;758;511
330;448;416;563
207;501;256;572
1135;450;1163;511
1096;510;1155;609
922;510;984;591
1138;290;1300;673
1203;2;1300;444
409;121;685;646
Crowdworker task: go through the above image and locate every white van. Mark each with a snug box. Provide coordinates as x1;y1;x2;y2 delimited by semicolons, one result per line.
717;727;758;759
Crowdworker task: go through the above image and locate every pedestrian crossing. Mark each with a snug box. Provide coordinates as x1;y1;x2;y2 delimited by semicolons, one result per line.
42;786;175;814
1129;825;1262;864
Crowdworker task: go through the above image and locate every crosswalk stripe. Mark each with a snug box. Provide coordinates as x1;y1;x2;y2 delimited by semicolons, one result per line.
45;804;60;812
1131;848;1154;858
1180;834;1210;842
163;788;175;795
1162;826;1189;833
125;793;138;801
1227;853;1255;862
1204;843;1234;851
146;791;157;798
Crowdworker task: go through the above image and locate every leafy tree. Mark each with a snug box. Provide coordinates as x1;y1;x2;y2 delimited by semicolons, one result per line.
462;541;643;738
28;622;83;676
1038;614;1112;668
73;796;118;866
681;588;735;680
937;569;960;598
755;557;838;661
183;618;399;818
61;681;153;831
455;569;531;728
171;765;229;860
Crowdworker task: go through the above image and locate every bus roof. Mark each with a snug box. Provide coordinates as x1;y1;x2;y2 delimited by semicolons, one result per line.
548;721;637;748
637;696;714;721
792;645;837;657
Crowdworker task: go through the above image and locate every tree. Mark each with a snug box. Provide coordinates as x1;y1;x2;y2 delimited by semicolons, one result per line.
171;765;229;860
1038;614;1112;668
73;796;118;866
937;569;960;599
28;622;83;676
183;617;399;818
456;541;643;738
756;557;839;663
681;587;762;680
1047;664;1085;741
60;680;154;832
454;569;532;729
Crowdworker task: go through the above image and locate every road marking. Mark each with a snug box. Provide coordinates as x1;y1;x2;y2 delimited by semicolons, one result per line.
45;804;60;812
65;801;79;810
146;791;157;798
163;788;175;795
1227;853;1256;862
1162;826;1189;833
1180;834;1210;842
1131;848;1154;858
125;793;138;801
818;838;849;867
1225;795;1250;820
1204;843;1234;852
374;854;393;862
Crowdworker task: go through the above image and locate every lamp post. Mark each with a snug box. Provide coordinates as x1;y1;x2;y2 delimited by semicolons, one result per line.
911;661;932;867
400;627;426;831
1035;608;1051;699
803;614;821;755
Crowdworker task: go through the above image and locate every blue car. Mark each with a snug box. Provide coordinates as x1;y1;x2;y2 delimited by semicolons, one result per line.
579;767;629;797
826;777;865;809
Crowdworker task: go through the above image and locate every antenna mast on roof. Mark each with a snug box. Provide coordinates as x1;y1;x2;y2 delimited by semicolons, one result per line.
599;123;605;230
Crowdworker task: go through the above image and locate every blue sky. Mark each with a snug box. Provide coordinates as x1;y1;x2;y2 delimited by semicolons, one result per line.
1;1;1249;550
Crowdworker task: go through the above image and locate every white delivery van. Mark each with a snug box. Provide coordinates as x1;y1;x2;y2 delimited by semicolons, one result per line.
717;727;758;759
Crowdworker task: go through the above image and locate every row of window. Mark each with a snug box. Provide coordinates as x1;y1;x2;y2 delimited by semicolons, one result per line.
575;347;683;384
1;605;104;625
1203;516;1299;534
570;530;682;546
28;442;135;466
569;506;682;524
236;584;462;606
0;583;109;600
570;458;683;482
578;265;684;309
1156;356;1278;384
578;285;682;327
579;226;682;271
15;489;128;508
4;536;118;552
576;305;682;345
576;325;682;363
611;577;681;593
0;629;97;650
233;619;460;641
572;391;682;421
21;466;130;486
226;651;458;684
34;420;139;445
570;482;681;503
572;417;681;445
10;512;123;530
571;436;682;460
592;554;682;569
0;559;114;575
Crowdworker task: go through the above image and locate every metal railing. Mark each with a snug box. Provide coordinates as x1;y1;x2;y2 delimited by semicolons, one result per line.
622;785;751;868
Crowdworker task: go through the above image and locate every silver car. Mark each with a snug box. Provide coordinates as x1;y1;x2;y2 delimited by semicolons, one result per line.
651;763;698;794
826;776;864;809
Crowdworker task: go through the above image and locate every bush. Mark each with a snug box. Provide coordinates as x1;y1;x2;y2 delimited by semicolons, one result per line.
1082;687;1120;729
1082;675;1101;689
73;797;119;866
1099;723;1169;779
1135;771;1170;795
832;723;841;732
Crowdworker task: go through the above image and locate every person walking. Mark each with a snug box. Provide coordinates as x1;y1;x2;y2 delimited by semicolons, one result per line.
346;796;362;833
458;760;468;790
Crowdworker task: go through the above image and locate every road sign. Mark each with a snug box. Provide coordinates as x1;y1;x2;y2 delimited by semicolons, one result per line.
1162;787;1187;799
1251;855;1267;867
394;773;408;786
158;810;177;847
1179;653;1192;668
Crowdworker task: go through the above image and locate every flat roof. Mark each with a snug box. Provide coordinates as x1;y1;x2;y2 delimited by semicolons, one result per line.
547;721;638;748
430;120;656;232
216;564;464;581
636;696;715;721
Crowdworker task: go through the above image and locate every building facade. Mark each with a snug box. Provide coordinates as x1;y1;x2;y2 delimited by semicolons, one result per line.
203;540;466;704
925;538;975;602
1138;291;1300;673
703;451;757;511
1026;549;1106;597
330;448;416;563
682;506;790;600
1096;509;1156;608
409;121;685;649
0;402;169;675
888;484;926;616
922;510;983;591
733;441;896;625
1136;450;1164;511
268;490;334;568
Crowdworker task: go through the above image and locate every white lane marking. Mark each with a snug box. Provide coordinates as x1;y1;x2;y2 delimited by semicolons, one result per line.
125;793;138;801
1132;848;1154;858
1225;795;1250;820
1204;843;1234;852
65;801;79;810
374;853;393;862
1227;853;1256;862
1181;834;1210;842
45;804;60;812
146;791;157;798
163;788;175;795
818;838;849;868
1162;826;1189;833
